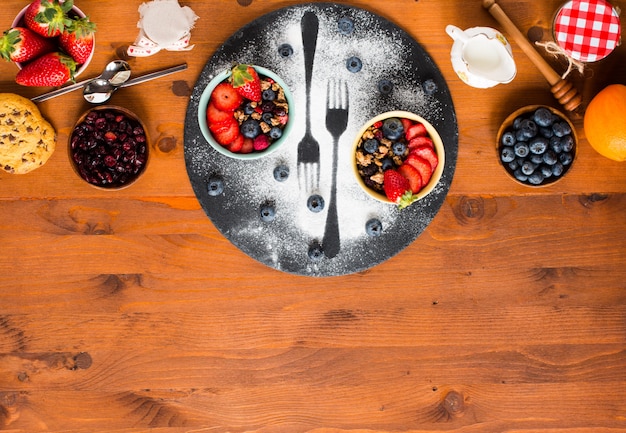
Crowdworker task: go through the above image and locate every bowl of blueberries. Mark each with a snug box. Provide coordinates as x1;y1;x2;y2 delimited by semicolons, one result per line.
198;65;294;160
497;105;577;186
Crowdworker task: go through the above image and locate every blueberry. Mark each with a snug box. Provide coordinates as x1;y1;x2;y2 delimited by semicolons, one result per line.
259;203;276;222
422;79;438;95
529;137;548;154
381;158;394;171
337;17;354;35
346;56;362;73
363;138;379;154
559;152;573;165
514;142;529;157
543;150;558;165
262;88;276;101
243;102;255;115
508;159;521;171
515;129;528;142
552;162;564;176
392;141;407;156
539;127;554;138
521;161;536;175
514;169;528;182
382;118;404;140
278;43;293;58
531;154;544;165
307;194;325;213
377;79;393;95
365;218;383;237
533;107;554;127
269;126;283;140
207;176;224;196
520;119;538;138
501;131;516;146
261;112;274;124
528;172;544;185
501;146;515;163
550;136;563;153
308;241;324;261
552;121;571;138
241;119;261;138
561;134;574;152
273;165;289;182
513;116;524;130
540;164;553;178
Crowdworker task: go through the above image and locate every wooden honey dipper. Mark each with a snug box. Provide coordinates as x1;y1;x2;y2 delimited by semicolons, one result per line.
482;0;582;112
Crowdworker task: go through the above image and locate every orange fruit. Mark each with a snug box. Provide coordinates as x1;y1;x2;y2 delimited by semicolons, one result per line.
583;84;626;161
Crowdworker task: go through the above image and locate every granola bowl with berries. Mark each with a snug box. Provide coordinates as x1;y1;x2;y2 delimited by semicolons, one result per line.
198;64;293;160
69;106;149;190
353;111;445;209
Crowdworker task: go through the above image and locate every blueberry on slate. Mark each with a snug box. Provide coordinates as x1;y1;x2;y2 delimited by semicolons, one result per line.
278;43;293;58
346;56;363;73
382;118;404;140
501;131;516;146
262;88;276;101
308;241;324;261
269;126;283;140
514;142;529;157
207;176;224;196
422;79;438;95
307;194;325;213
528;172;544;185
337;17;355;35
363;138;379;154
273;165;289;182
533;107;554;127
241;119;261;138
501;146;515;163
392;141;407;156
377;79;393;95
259;203;276;222
365;218;383;237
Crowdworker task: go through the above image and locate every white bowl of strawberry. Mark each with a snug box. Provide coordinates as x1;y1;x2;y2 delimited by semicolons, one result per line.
198;64;293;160
3;0;96;86
353;111;445;209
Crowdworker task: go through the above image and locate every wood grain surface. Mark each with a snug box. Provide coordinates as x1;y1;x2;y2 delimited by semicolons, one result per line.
1;0;625;432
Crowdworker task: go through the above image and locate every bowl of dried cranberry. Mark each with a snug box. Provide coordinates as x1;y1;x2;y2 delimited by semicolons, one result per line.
69;106;149;189
198;64;293;160
353;111;445;209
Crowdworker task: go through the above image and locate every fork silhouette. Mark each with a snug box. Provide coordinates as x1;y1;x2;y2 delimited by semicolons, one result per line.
297;11;320;192
322;80;349;258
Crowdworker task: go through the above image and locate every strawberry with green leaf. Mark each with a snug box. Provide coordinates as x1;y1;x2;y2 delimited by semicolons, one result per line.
0;27;55;63
383;169;418;209
60;16;96;64
24;0;74;37
15;52;76;86
230;64;262;102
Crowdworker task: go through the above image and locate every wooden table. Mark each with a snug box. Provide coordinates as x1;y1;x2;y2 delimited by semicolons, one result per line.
1;0;625;431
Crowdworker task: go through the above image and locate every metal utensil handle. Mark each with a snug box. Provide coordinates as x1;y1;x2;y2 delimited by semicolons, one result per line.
120;63;188;88
31;78;92;103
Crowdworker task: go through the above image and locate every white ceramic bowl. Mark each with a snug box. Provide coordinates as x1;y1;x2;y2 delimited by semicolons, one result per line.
12;4;95;79
353;110;445;205
198;65;294;160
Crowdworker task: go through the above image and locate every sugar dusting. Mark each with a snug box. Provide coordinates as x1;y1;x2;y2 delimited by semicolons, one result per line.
184;3;456;276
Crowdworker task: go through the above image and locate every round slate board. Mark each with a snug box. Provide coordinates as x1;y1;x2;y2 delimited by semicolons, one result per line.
184;3;458;277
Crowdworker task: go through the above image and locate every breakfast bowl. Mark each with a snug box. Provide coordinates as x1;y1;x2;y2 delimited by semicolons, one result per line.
198;64;294;160
353;110;445;208
69;105;149;190
11;3;95;80
496;105;577;187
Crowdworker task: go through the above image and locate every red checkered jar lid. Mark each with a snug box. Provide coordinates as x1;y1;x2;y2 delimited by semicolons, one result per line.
554;0;622;62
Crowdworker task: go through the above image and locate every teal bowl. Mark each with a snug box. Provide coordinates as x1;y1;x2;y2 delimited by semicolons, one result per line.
198;65;294;160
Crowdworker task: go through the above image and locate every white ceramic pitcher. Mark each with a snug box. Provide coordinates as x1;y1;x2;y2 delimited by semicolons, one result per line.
446;24;517;88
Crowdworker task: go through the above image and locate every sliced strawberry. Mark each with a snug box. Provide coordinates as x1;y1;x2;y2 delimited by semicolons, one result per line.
211;118;240;145
227;134;244;152
405;154;433;186
405;122;428;140
209;115;237;133
410;145;439;171
408;135;434;150
206;101;233;126
397;163;423;193
400;118;413;133
231;64;262;102
211;82;243;111
240;137;254;154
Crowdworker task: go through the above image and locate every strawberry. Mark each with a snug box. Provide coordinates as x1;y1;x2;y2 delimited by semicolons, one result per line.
400;118;413;132
24;0;74;37
410;145;439;170
405;122;428;140
231;64;261;102
206;101;233;126
408;135;434;150
15;52;75;86
211;82;242;112
240;137;254;154
383;169;418;209
227;134;244;152
0;27;55;63
59;16;95;64
405;154;433;185
397;163;423;193
211;117;239;146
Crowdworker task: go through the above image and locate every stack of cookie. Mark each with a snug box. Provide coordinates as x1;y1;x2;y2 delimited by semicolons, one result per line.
0;93;56;174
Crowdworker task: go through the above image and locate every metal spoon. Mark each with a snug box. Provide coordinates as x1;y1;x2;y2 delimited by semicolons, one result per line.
82;63;188;104
31;59;131;103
